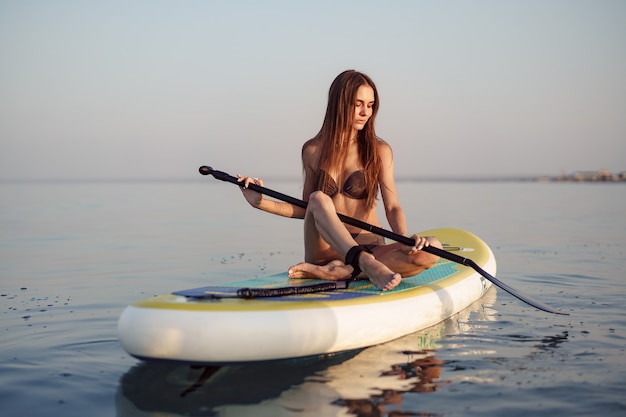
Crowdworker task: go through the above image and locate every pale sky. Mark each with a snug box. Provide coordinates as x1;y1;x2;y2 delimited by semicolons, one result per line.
1;0;624;180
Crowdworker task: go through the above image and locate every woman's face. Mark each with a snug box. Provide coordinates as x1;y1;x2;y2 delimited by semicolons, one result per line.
352;84;375;133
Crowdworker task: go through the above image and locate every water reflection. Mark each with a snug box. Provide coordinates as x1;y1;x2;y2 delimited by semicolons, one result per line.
116;350;361;416
116;287;498;416
334;352;448;416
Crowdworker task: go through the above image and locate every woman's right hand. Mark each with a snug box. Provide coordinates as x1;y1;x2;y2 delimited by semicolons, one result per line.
237;175;264;208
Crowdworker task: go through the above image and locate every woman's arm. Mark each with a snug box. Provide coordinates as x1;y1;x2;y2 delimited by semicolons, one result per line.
300;139;318;203
237;140;318;219
377;141;408;236
239;176;306;219
378;141;432;253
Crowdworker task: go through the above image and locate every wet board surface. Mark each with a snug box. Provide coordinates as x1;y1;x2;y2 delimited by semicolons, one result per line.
172;259;461;301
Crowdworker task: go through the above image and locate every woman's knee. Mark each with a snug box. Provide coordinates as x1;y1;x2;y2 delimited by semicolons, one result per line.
422;237;442;267
407;235;441;270
308;191;334;213
426;236;442;249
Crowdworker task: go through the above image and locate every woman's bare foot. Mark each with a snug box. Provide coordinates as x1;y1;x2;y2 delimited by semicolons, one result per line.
358;252;402;291
288;260;351;280
288;254;402;291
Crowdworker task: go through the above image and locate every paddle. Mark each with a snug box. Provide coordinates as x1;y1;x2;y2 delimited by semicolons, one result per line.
199;165;568;315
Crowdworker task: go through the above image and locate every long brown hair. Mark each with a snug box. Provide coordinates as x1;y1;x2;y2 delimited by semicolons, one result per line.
315;70;382;207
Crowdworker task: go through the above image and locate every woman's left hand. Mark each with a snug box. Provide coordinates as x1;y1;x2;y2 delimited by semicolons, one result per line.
406;234;430;255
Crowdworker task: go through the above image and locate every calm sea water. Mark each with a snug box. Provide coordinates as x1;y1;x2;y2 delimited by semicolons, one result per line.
1;179;624;416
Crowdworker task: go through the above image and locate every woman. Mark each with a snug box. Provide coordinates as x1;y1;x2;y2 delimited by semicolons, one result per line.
239;70;441;291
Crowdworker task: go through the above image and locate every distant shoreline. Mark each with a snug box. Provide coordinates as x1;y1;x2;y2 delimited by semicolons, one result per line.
534;169;626;183
1;170;624;184
399;169;626;183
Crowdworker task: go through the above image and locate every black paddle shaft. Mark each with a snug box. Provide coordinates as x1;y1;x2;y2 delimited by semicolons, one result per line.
199;165;568;315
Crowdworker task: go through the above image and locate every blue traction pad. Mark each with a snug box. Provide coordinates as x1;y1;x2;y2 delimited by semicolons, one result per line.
173;259;460;301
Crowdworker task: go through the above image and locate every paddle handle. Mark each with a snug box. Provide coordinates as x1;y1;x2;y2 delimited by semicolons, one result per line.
200;165;308;209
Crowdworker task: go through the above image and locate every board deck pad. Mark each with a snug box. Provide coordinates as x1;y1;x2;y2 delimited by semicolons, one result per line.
173;258;460;301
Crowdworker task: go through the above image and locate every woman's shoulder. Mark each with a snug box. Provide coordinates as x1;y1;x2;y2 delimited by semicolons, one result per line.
302;136;321;150
302;137;321;159
376;137;393;156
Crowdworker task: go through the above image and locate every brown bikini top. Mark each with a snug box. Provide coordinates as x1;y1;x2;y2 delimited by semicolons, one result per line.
315;170;367;200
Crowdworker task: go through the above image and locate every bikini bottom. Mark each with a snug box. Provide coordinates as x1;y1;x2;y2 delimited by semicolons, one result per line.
350;232;386;251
